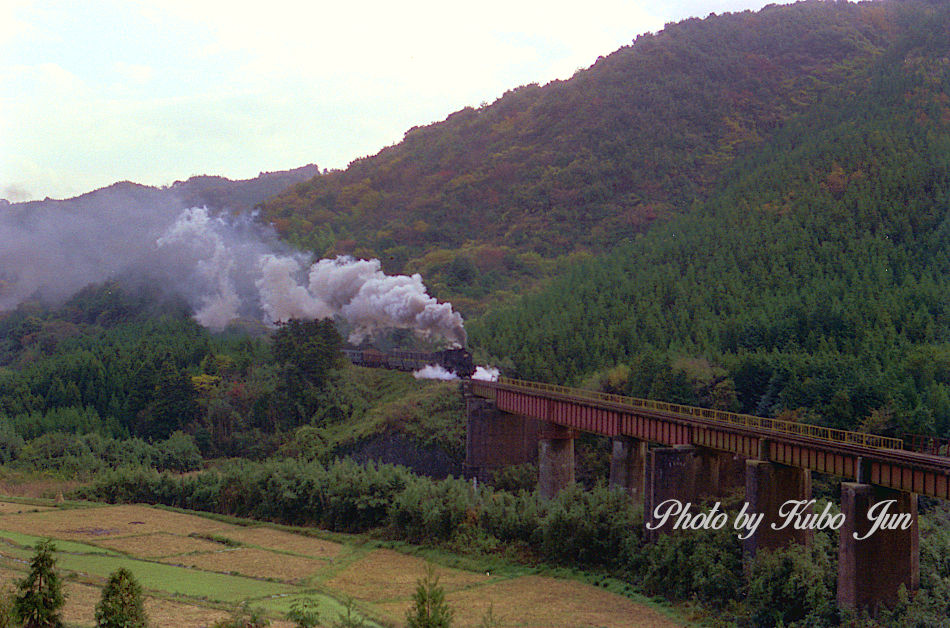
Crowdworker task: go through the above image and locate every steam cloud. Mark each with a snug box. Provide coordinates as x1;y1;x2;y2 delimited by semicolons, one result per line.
0;194;466;345
413;365;458;381
414;364;500;382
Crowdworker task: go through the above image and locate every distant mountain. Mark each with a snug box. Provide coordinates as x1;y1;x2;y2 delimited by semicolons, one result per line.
0;165;318;310
259;0;930;312
5;164;319;216
168;165;320;214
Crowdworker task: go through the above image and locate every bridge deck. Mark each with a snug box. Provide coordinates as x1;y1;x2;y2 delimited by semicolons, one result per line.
468;377;950;499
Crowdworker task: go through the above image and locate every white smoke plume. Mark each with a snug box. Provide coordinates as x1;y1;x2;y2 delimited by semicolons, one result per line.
256;254;466;345
472;366;500;382
0;191;467;345
156;208;467;343
413;364;459;380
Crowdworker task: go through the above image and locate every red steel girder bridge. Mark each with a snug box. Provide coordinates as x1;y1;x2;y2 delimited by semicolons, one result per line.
467;377;950;500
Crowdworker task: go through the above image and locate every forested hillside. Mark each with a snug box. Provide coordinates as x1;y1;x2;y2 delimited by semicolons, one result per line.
472;0;950;438
260;0;925;312
0;284;464;472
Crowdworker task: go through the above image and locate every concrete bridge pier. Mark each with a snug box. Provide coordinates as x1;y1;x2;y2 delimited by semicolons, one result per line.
644;445;698;540
609;436;646;501
743;459;813;557
538;421;576;499
696;449;745;498
838;483;919;611
642;445;747;539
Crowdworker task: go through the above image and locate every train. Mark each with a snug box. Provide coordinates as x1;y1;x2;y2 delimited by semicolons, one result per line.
342;346;476;378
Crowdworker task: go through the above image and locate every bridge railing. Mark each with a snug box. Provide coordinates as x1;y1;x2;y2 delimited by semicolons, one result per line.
474;377;903;451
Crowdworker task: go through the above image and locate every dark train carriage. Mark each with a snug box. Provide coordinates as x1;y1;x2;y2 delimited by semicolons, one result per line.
342;346;476;378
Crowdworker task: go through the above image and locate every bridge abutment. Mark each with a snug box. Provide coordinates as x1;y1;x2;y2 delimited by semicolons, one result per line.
838;483;919;611
463;396;538;482
609;436;646;501
743;460;812;557
538;421;576;499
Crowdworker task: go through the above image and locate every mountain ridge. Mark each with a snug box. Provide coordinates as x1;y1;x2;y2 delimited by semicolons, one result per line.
259;0;925;313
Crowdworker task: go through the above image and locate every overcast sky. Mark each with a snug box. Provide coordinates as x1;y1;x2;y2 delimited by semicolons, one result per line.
2;0;795;202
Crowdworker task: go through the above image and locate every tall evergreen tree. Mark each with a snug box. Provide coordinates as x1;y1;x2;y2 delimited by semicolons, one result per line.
14;540;65;628
95;568;147;628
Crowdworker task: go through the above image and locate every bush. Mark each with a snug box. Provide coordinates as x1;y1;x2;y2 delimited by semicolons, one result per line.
388;477;472;543
489;464;536;492
95;568;147;628
212;602;270;628
641;526;742;605
286;597;320;628
329;598;367;628
0;586;15;628
537;484;641;568
155;431;202;472
738;534;837;626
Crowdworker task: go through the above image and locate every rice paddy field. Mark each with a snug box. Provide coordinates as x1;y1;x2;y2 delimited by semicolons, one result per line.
0;498;684;627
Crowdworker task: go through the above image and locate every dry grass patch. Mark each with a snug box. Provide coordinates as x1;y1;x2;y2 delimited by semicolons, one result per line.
0;501;54;515
378;575;681;628
219;527;343;559
326;549;489;603
159;547;321;582
0;505;235;541
95;532;226;558
143;597;233;628
59;580;250;628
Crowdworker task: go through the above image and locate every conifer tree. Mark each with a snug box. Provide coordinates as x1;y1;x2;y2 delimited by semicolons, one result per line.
95;567;147;628
13;539;65;628
405;564;453;628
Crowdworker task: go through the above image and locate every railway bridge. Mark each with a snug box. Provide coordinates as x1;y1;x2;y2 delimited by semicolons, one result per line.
464;377;950;612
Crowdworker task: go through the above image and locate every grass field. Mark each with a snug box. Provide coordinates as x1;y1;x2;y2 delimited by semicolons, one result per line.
0;499;686;627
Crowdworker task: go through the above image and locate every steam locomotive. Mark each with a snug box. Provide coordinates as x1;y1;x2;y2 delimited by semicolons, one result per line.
342;347;476;378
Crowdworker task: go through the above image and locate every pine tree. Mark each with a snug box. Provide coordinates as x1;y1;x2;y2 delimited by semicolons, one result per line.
95;568;147;628
13;539;65;628
405;564;453;628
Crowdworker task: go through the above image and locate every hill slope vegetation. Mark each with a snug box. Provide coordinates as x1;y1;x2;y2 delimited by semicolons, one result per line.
260;0;931;313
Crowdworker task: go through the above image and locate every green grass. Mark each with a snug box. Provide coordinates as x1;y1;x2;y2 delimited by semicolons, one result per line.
52;553;294;602
0;531;120;556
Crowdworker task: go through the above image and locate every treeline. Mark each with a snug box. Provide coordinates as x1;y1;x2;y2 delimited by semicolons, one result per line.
0;283;467;470
0;285;344;459
0;428;201;475
471;9;950;439
78;459;950;626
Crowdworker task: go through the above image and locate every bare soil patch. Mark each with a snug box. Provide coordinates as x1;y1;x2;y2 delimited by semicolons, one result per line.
96;532;225;558
0;505;235;541
326;549;490;602
378;574;681;628
159;547;321;582
218;526;343;559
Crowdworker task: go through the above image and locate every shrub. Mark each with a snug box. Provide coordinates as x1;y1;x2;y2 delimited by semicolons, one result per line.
285;598;319;628
739;534;837;626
